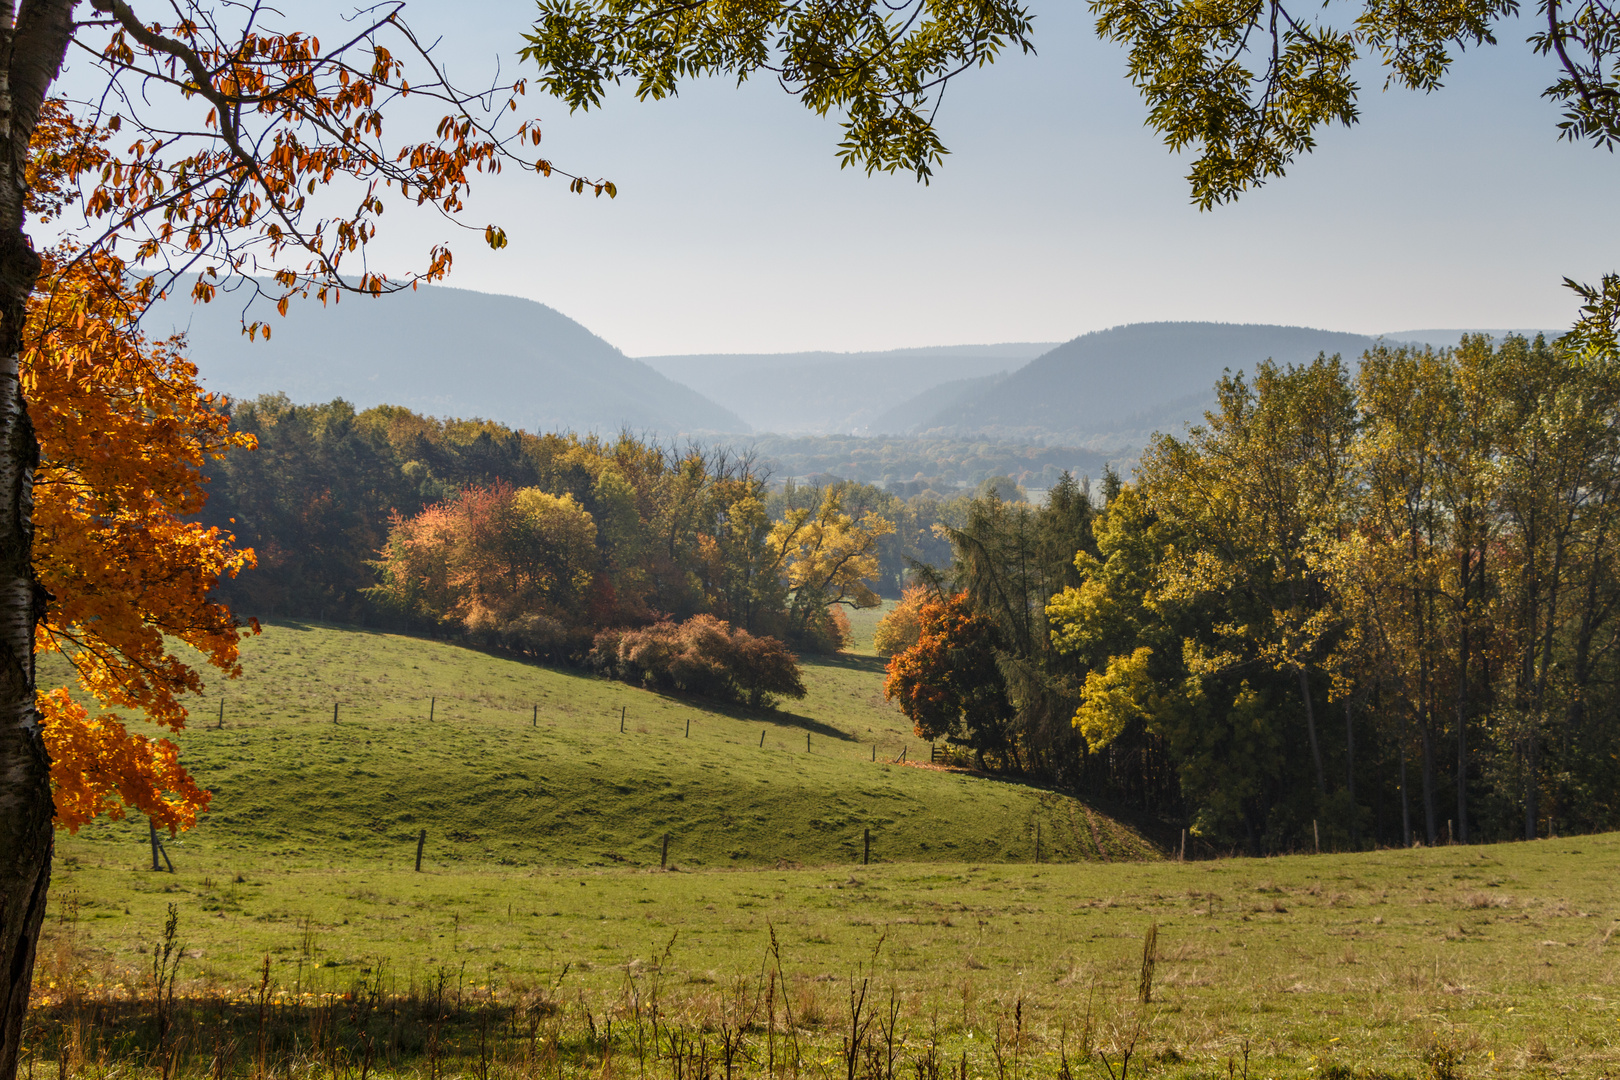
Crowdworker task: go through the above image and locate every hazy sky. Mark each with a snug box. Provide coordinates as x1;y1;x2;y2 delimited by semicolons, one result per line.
79;0;1620;356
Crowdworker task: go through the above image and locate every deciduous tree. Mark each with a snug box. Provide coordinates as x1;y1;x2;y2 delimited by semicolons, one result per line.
0;5;603;1071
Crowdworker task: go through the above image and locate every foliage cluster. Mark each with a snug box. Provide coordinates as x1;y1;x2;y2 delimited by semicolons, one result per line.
1047;339;1620;850
205;402;984;636
881;475;1103;778
886;337;1620;852
588;614;807;706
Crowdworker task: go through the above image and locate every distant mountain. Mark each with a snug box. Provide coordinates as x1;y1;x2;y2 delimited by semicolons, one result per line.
639;343;1057;435
912;322;1381;449
147;283;747;436
870;373;1008;434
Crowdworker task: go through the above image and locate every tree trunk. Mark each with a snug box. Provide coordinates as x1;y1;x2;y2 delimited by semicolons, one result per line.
0;5;82;1076
1344;695;1356;846
1399;742;1411;848
1296;666;1326;798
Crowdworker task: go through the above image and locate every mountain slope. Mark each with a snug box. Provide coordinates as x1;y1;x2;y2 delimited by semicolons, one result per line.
870;372;1007;434
916;322;1379;448
148;283;747;436
640;343;1057;434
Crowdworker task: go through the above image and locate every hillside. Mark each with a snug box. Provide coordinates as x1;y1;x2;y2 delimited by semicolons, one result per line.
914;322;1380;448
147;283;747;437
49;618;1152;872
639;343;1056;434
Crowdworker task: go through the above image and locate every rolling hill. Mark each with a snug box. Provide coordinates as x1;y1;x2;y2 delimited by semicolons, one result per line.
905;322;1381;448
47;615;1152;872
639;343;1057;435
147;283;747;437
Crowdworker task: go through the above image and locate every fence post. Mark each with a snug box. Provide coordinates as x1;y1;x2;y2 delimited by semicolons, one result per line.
430;696;435;722
333;702;339;724
871;744;875;762
806;732;811;753
1313;819;1320;854
661;832;670;869
1035;822;1041;864
863;828;870;866
416;828;427;872
148;819;161;872
217;699;224;730
760;729;766;748
686;718;691;738
620;706;626;733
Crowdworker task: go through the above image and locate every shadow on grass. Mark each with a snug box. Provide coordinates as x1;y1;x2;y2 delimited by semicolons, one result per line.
802;652;888;676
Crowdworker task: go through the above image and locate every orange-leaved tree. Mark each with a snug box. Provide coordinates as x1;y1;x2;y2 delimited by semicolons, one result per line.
884;593;1015;767
0;6;601;1070
25;102;255;835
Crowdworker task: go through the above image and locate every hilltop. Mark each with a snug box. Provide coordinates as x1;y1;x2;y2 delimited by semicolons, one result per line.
148;283;747;437
904;321;1381;448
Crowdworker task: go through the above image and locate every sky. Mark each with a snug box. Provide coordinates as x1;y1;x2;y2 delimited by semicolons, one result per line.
66;0;1620;356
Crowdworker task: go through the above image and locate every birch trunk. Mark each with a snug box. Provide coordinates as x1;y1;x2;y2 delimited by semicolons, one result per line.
0;4;83;1077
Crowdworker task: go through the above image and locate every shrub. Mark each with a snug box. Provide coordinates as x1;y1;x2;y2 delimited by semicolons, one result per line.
590;615;806;707
872;586;928;656
793;604;852;654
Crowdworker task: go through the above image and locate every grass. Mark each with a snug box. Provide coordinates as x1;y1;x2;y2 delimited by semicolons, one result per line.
36;832;1620;1080
42;615;1151;872
31;617;1620;1080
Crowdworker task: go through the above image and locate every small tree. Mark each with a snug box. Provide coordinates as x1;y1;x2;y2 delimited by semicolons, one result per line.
884;594;1017;769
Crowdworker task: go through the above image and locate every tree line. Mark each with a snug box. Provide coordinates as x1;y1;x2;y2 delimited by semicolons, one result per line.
878;334;1620;851
200;396;1002;666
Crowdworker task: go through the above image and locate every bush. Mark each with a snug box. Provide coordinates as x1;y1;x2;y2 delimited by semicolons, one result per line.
590;615;806;707
792;604;852;654
872;586;928;656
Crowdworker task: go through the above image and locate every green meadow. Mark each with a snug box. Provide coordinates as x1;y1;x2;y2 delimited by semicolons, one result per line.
31;618;1620;1080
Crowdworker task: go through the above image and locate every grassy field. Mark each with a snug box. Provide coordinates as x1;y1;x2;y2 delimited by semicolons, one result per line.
36;830;1620;1080
30;618;1620;1080
43;613;1152;872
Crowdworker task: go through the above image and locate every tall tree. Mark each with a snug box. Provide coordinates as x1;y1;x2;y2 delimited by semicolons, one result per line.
0;6;602;1072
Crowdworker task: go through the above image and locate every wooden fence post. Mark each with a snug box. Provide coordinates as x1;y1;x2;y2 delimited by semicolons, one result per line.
685;718;690;738
863;828;870;866
806;732;811;753
148;819;161;872
620;706;626;733
661;832;670;869
415;829;427;872
533;704;537;727
430;696;435;721
1313;819;1320;854
217;699;224;730
871;744;875;762
760;729;766;747
333;702;338;724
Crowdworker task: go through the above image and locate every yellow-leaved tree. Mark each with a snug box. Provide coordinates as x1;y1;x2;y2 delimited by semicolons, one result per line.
767;488;895;649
